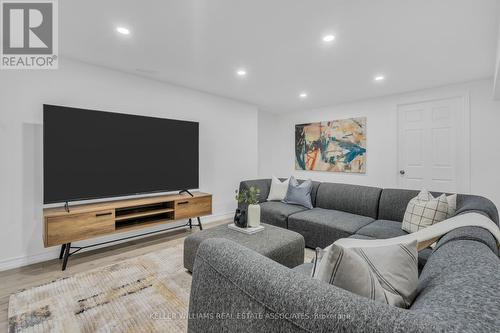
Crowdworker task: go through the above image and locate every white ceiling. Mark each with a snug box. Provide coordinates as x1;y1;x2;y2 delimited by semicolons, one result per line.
60;0;500;112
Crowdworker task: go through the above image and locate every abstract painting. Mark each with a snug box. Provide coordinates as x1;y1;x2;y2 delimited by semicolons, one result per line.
295;117;366;173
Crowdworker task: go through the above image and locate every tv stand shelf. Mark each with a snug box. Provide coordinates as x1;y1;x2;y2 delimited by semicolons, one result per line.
115;207;175;221
43;192;212;270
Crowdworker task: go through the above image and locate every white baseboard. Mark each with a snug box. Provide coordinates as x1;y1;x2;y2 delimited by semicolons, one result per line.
0;250;62;272
0;212;233;272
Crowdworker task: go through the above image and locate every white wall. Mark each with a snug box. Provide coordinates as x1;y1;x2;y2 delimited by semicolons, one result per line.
0;59;258;270
258;79;500;209
257;110;278;176
494;14;500;99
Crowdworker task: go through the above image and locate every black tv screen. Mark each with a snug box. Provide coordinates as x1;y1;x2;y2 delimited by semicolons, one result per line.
43;105;199;204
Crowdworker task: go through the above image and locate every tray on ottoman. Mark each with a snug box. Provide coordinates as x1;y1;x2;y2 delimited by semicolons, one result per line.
183;223;305;272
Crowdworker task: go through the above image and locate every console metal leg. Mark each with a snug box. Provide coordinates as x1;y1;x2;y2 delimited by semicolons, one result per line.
189;218;192;229
59;244;66;260
61;242;71;271
197;217;203;230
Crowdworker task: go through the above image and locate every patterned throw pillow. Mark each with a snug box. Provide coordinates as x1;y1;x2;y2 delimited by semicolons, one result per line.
312;240;418;308
402;190;449;233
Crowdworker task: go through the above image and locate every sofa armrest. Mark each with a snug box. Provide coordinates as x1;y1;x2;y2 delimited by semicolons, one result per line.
238;179;271;209
411;226;500;331
456;195;499;226
433;225;499;256
188;238;441;333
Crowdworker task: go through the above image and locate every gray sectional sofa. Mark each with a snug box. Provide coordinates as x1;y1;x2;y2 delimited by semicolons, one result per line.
239;179;498;270
188;179;500;332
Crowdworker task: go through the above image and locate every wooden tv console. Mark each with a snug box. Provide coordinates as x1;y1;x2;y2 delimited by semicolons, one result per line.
43;192;212;270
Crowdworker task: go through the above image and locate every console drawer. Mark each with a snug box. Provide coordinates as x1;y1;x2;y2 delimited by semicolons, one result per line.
174;197;212;219
45;210;115;246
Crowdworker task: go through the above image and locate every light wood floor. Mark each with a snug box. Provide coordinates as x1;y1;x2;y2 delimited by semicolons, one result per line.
0;219;314;332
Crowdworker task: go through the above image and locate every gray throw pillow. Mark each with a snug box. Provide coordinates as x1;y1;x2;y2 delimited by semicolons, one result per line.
312;240;418;308
282;176;313;209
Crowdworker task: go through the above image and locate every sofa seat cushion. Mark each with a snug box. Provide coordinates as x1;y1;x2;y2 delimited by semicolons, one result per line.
352;222;432;272
259;201;308;229
355;219;408;239
288;208;375;248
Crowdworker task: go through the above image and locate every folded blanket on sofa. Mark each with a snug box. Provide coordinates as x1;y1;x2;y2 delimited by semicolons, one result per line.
334;212;500;251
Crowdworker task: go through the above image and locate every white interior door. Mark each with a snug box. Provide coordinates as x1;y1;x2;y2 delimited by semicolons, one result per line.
397;97;469;193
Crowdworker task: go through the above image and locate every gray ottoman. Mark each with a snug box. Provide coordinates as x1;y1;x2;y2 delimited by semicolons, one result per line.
184;223;305;272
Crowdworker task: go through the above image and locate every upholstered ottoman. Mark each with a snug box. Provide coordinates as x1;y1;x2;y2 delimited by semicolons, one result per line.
183;223;305;272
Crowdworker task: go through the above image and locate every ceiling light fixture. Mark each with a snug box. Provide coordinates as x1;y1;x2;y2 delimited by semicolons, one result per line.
374;75;385;82
299;92;308;99
322;34;335;42
236;69;247;77
116;26;130;35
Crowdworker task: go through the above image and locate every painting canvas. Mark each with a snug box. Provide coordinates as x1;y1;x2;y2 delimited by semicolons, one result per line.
295;117;366;173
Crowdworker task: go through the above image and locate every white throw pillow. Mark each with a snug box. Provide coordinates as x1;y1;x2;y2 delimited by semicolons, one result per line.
312;240;418;308
446;193;457;218
428;193;457;248
402;190;449;233
266;176;290;201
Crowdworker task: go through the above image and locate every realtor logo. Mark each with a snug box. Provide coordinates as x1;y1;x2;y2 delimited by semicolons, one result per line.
1;0;58;69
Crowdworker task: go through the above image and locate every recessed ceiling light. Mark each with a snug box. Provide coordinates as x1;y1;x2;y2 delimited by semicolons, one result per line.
322;34;335;42
299;92;308;99
236;69;247;77
374;75;385;82
116;26;130;35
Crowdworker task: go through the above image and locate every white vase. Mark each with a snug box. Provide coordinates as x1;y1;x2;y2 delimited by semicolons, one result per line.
247;204;261;227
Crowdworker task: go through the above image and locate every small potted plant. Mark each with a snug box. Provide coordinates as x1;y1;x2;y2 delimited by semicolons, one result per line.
235;187;261;228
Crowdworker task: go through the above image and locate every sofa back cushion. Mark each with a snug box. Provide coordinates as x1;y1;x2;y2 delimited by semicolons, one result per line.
455;195;499;225
378;189;448;222
378;189;420;222
315;183;382;219
378;189;499;225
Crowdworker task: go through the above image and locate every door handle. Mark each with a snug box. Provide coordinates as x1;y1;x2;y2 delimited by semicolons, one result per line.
399;170;406;175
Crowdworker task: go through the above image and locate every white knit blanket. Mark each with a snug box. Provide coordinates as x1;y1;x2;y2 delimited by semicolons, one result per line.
334;213;500;251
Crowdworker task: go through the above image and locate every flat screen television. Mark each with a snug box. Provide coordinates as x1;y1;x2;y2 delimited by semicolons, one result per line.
43;105;199;204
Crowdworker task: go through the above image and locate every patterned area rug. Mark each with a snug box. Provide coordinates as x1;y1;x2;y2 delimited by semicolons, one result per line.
8;242;190;333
